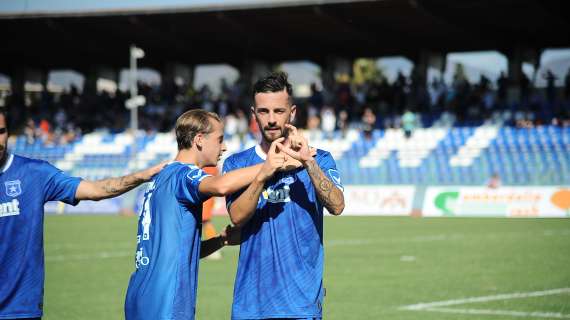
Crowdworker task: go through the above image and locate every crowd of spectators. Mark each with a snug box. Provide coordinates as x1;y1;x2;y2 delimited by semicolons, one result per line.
4;66;570;146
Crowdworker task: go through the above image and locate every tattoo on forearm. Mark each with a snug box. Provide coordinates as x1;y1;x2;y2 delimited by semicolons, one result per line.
103;181;118;194
306;161;344;212
101;174;144;195
319;179;333;192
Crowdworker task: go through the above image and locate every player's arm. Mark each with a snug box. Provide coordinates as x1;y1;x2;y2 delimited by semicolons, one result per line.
281;124;345;215
74;161;166;201
304;158;345;215
228;138;286;227
200;225;240;258
198;137;293;197
198;163;263;197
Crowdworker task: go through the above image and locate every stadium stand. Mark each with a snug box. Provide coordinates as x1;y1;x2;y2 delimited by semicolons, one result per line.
6;59;570;188
11;120;569;186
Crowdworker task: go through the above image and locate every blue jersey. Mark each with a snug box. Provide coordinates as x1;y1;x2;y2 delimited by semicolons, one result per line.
0;154;81;319
125;162;211;320
223;145;343;319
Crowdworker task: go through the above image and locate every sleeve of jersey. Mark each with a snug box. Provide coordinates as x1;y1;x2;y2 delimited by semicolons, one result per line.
221;156;244;210
178;166;212;205
42;162;83;205
317;151;344;192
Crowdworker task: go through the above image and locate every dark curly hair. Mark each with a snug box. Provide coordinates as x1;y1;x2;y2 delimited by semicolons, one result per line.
252;71;293;106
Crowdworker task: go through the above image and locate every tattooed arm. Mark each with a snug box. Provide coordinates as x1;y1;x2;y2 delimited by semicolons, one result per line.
74;162;165;201
228;138;286;227
303;158;345;215
282;124;345;215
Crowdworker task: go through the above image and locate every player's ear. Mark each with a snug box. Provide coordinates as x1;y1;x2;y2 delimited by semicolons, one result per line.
194;133;203;148
251;106;261;126
290;105;297;123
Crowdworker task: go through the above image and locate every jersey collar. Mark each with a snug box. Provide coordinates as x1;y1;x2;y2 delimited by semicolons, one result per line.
254;144;267;160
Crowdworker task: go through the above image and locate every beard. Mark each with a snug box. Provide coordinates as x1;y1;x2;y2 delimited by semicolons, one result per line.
260;126;285;143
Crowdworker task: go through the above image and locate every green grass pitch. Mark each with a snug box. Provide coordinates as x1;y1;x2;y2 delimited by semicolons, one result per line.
43;215;570;319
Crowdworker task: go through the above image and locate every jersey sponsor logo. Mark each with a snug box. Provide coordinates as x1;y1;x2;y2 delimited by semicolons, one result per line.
0;199;21;218
5;180;22;197
262;175;296;204
263;185;291;203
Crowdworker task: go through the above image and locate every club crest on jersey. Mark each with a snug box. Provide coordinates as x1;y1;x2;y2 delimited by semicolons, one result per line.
280;175;297;185
5;180;22;197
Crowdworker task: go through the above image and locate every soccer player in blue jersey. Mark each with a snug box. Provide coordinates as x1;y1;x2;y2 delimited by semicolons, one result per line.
124;109;296;320
224;72;345;320
0;109;164;320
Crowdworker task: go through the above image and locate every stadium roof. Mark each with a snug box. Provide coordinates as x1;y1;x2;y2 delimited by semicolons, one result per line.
1;0;569;71
0;0;371;18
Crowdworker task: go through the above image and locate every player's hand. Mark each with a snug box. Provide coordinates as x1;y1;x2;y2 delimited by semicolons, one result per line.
280;124;316;170
285;124;304;151
280;154;303;171
258;137;286;181
139;160;168;181
280;149;315;171
281;125;303;171
281;147;317;169
281;125;313;164
221;224;241;246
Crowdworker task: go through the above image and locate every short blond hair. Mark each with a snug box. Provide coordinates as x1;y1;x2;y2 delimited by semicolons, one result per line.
175;109;221;150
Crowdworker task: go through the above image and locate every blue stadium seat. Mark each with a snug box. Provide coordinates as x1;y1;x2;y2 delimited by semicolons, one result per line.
9;126;570;185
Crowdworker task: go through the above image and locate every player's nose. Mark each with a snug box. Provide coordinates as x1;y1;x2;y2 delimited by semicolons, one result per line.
268;111;277;124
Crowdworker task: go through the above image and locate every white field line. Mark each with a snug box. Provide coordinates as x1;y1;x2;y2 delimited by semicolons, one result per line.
45;228;570;261
43;235;467;260
46;251;132;262
425;307;570;319
43;238;451;261
45;246;243;260
325;234;468;247
401;288;570;310
326;229;570;247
